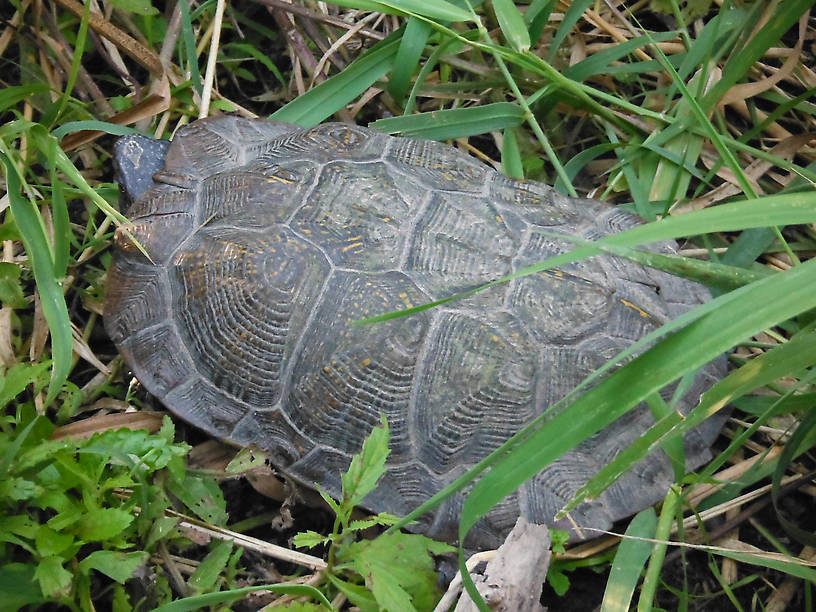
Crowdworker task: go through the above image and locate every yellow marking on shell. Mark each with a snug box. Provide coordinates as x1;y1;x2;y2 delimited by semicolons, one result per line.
381;217;391;222
398;292;408;298
492;335;500;342
496;215;503;223
361;358;371;367
342;242;364;252
347;235;363;242
620;299;652;318
302;229;311;234
323;366;331;372
267;175;294;184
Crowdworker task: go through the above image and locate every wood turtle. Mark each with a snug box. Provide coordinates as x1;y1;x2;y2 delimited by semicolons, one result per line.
106;115;726;548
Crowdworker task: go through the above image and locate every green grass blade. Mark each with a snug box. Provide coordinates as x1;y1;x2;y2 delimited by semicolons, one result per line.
458;255;816;538
355;192;816;325
547;0;594;62
702;0;814;109
0;153;72;405
270;36;400;127
370;102;525;139
525;0;556;44
492;0;530;52
151;583;333;611
50;120;143;141
501;127;523;178
564;32;678;82
178;0;202;96
329;0;471;22
567;328;816;512
638;488;680;612
0;84;51;113
387;17;431;103
601;510;658;612
550;233;770;291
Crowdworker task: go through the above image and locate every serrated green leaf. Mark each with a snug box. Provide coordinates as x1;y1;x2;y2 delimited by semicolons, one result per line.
34;555;73;599
0;476;40;501
341;415;390;510
0;262;27;308
78;550;149;583
325;573;379;612
341;532;452;611
348;512;402;531
225;446;268;474
167;474;228;525
292;530;331;549
34;525;74;557
72;507;133;542
0;514;40;539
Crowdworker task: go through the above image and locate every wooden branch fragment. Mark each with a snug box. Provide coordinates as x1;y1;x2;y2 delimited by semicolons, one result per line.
54;0;163;74
454;518;551;612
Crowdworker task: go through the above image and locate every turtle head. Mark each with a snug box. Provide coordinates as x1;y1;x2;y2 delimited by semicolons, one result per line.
113;134;195;263
113;133;172;210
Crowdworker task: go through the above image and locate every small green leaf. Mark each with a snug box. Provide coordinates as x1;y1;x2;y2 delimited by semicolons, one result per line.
34;555;73;599
341;415;391;510
546;565;571;596
78;550;149;584
167;473;228;526
341;532;452;612
146;516;180;550
34;525;75;557
348;512;402;532
72;508;134;542
188;540;234;593
325;573;379;612
225;446;268;474
0;262;27;308
293;530;331;549
0;476;40;501
98;0;158;15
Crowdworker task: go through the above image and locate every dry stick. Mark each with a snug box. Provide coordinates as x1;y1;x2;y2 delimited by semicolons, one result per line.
54;0;163;74
309;11;379;88
253;0;385;40
765;545;816;612
0;0;30;59
199;0;227;118
269;6;324;83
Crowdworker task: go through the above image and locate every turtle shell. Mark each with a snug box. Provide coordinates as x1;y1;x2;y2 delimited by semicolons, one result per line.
106;115;726;548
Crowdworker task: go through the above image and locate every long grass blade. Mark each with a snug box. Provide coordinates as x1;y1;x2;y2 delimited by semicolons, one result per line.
271;36;400;127
0;153;72;405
